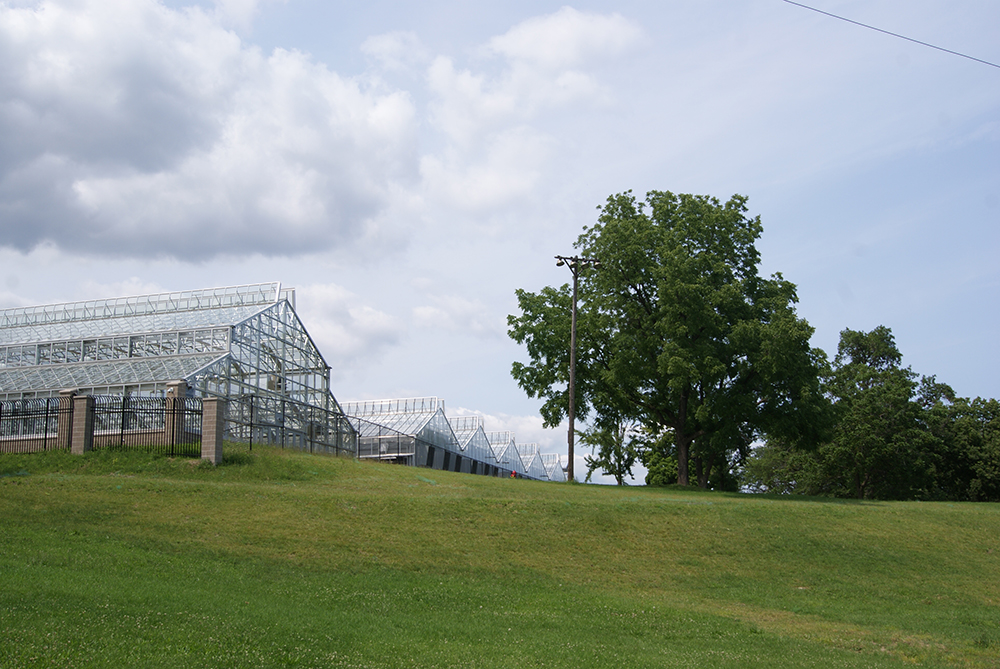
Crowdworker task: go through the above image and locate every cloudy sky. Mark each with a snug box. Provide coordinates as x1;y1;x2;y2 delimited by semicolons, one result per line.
1;0;997;483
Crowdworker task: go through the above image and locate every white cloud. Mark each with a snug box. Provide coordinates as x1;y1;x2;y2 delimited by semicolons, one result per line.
294;283;402;379
361;31;429;74
0;0;417;260
0;288;32;309
450;406;557;449
212;0;286;33
0;2;643;259
419;126;552;212
487;6;642;71
426;46;608;147
76;277;168;301
420;8;642;213
412;294;505;338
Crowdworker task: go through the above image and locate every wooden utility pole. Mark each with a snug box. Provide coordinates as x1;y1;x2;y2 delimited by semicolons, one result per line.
555;254;599;482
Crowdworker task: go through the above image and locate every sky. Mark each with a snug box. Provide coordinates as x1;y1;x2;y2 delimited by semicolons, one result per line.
1;0;997;484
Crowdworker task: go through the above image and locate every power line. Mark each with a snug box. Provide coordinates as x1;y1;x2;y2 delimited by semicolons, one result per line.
782;0;1000;70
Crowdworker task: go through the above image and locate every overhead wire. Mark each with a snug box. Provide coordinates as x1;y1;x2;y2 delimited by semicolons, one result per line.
782;0;1000;70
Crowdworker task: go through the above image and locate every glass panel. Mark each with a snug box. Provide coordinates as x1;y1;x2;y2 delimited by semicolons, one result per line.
179;331;194;354
160;332;177;355
113;337;128;359
195;330;212;353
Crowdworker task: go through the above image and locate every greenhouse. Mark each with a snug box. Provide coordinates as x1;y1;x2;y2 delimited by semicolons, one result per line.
516;443;548;481
342;397;562;480
541;454;567;482
0;283;354;454
342;397;509;476
485;431;528;477
342;397;456;467
449;415;500;471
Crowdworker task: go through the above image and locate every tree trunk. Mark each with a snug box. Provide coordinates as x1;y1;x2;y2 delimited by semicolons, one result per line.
676;389;691;485
676;433;691;486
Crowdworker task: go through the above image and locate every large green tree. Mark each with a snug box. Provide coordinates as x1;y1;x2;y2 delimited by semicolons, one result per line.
508;190;829;486
742;326;1000;502
819;326;938;499
923;393;1000;502
959;398;1000;501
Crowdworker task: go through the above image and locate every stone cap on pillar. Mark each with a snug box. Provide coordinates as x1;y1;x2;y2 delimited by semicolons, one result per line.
165;380;189;398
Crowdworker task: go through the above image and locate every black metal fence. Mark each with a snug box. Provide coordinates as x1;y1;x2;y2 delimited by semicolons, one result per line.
92;395;202;457
0;397;70;453
225;394;356;456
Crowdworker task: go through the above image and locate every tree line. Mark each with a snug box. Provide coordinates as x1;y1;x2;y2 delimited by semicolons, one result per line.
508;190;1000;500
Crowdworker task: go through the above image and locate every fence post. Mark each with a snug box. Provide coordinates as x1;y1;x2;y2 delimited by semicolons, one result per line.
57;389;76;450
201;397;225;465
71;395;94;455
44;398;55;450
165;381;188;450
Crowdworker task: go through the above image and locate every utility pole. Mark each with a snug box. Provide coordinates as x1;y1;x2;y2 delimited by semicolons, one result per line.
555;254;599;482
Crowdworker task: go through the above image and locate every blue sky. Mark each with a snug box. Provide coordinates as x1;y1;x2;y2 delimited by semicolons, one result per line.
1;0;997;483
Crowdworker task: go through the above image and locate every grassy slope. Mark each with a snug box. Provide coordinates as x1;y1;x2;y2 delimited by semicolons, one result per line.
1;448;999;668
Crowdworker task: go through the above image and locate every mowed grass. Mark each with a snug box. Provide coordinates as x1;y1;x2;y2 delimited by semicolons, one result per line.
2;448;999;668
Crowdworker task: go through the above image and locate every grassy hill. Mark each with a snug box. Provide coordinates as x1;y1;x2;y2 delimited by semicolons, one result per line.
2;447;999;668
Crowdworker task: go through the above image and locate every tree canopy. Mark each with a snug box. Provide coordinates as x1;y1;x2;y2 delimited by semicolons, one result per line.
509;190;829;486
745;326;1000;501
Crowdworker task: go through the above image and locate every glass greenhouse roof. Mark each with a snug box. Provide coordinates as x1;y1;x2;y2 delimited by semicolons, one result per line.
448;416;496;464
0;281;353;452
449;415;484;444
343;397;445;417
541;454;566;482
517;443;548;480
0;283;293;345
341;397;459;450
342;397;441;435
0;353;224;396
0;283;334;407
486;431;526;473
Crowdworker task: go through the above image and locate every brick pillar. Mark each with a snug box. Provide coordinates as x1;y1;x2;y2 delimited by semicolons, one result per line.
201;397;225;465
165;381;188;446
58;389;76;450
71;395;94;455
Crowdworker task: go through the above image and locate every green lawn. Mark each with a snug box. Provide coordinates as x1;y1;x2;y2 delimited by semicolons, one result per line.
2;447;999;667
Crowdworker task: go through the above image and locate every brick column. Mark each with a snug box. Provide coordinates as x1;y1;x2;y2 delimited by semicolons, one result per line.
58;389;76;450
71;395;94;455
201;397;225;465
